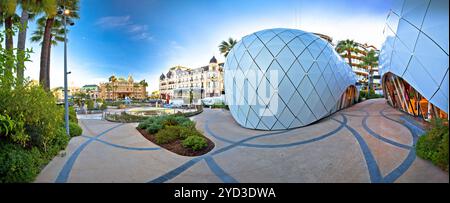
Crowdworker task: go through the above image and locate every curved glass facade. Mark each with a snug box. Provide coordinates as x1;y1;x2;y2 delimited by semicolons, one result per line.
379;0;449;115
224;28;357;130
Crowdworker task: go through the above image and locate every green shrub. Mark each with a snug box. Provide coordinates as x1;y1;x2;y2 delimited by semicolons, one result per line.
139;115;192;129
0;114;15;136
145;123;163;134
0;30;69;182
180;120;196;129
155;126;182;144
137;119;152;129
69;122;83;137
106;112;145;123
182;136;207;151
0;127;69;183
86;100;95;110
179;127;202;139
100;103;108;110
0;85;63;150
359;90;382;101
0;115;28;147
0;142;42;183
211;102;229;110
416;119;449;171
69;106;78;123
40;127;69;161
162;116;179;126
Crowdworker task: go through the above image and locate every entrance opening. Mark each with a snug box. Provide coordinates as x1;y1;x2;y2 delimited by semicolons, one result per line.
337;85;358;110
382;72;448;121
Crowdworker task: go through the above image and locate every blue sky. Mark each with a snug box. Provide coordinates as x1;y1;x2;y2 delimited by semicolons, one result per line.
23;0;397;91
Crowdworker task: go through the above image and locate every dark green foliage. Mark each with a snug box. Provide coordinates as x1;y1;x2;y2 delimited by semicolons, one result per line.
162;116;179;126
155;126;182;144
359;90;383;101
182;136;208;151
69;106;78;123
0;127;68;183
0;114;15;136
180;120;196;129
179;127;202;140
0;84;64;150
145;123;163;134
0;142;41;183
211;103;229;110
86;100;94;110
140;114;206;150
69;122;83;137
0;28;69;183
100;103;108;110
138;115;191;132
0;114;28;146
416;119;449;171
105;112;146;123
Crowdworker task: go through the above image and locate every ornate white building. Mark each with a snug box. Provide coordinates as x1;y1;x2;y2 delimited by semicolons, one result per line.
159;56;224;103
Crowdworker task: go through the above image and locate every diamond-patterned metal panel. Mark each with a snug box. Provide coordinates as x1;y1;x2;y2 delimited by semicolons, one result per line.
224;28;357;130
380;0;449;113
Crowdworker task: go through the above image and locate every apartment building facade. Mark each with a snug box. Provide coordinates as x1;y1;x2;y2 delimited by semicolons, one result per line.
159;56;224;104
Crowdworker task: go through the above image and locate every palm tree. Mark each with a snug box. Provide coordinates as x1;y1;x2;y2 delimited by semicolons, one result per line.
362;50;379;95
31;16;67;89
133;83;139;99
336;39;358;68
139;80;148;99
16;0;41;84
1;0;17;81
108;75;117;100
219;37;237;57
105;83;112;100
1;0;17;50
35;0;79;90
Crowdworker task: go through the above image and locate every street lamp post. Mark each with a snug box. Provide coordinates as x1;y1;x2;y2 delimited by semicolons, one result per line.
61;4;75;137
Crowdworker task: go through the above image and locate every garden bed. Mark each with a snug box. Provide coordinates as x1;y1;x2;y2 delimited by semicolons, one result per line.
137;128;214;156
136;114;214;156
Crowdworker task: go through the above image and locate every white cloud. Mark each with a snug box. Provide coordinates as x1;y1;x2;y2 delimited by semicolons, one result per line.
95;16;131;28
95;15;153;42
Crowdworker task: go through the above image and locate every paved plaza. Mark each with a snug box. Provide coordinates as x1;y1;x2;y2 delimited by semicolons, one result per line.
36;99;448;183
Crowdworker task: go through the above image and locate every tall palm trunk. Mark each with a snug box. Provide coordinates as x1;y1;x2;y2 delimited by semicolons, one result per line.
4;16;13;50
17;9;29;84
367;66;372;95
0;7;3;26
4;16;14;81
40;18;54;90
47;43;52;87
346;50;352;67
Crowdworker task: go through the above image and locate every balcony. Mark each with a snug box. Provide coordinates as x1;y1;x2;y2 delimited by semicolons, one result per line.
352;67;369;75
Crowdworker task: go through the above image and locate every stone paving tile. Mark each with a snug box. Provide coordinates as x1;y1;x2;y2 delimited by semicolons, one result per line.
366;116;413;146
168;160;223;183
36;99;449;183
395;158;449;183
210;129;369;183
69;141;188;183
347;116;410;178
35;136;89;182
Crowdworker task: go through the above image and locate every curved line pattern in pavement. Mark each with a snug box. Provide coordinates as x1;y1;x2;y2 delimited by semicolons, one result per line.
332;117;383;183
204;115;346;149
362;113;413;150
81;135;161;151
56;100;430;183
56;123;125;183
205;156;238;183
149;115;346;183
378;108;419;183
338;102;421;183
